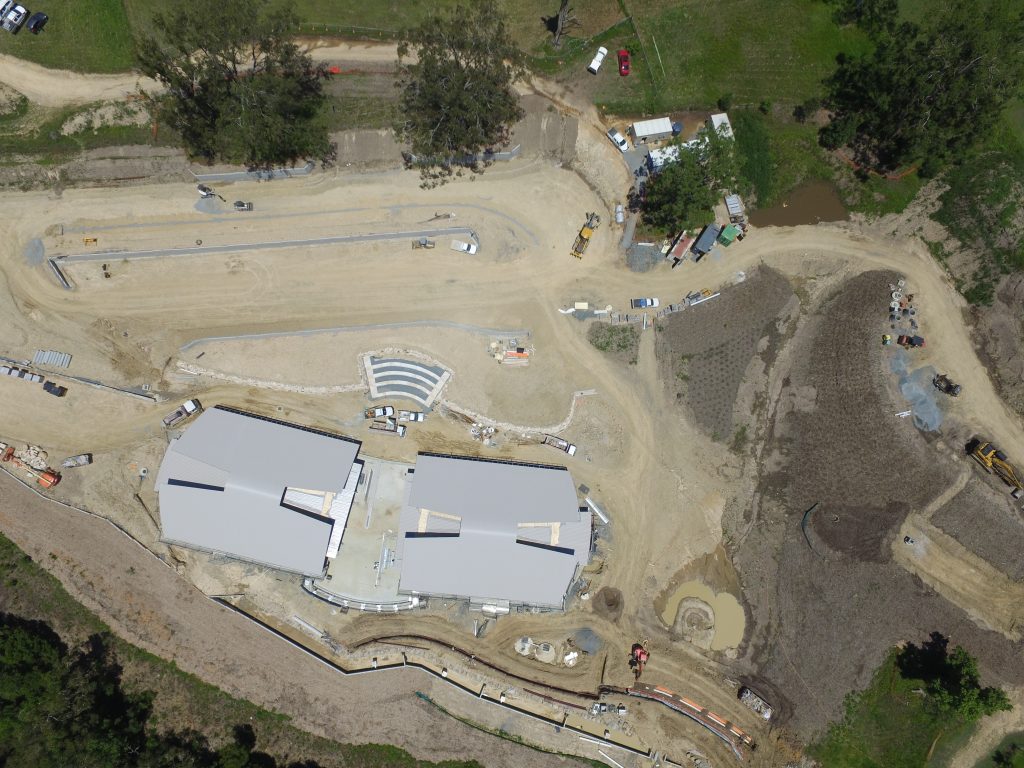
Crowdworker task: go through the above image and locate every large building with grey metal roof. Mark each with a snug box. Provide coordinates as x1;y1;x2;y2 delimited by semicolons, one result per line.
156;406;363;577
397;453;591;610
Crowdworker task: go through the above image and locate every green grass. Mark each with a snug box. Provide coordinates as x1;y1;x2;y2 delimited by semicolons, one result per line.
845;171;923;216
0;103;164;166
809;650;974;768
0;530;491;767
732;109;833;207
0;0;135;72
595;0;871;113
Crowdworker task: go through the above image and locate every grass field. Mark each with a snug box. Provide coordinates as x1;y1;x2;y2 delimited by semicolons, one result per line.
594;0;870;113
809;650;973;768
0;530;485;767
0;0;134;73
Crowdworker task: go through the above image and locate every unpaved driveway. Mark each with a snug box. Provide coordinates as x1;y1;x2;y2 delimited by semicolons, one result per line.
0;53;159;107
0;42;400;108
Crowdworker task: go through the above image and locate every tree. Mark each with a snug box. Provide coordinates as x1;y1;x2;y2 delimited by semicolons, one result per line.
897;632;1013;722
827;0;899;38
136;0;333;169
820;0;1024;171
547;0;581;47
396;1;527;185
642;150;717;233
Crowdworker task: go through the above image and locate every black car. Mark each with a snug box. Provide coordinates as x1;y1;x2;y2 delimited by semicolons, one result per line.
26;11;46;34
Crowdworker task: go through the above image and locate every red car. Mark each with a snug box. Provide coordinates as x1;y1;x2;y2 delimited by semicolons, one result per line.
617;49;631;76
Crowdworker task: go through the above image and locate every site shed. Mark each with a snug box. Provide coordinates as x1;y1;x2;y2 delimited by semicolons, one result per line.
629;117;674;144
708;112;734;139
692;224;722;256
718;224;741;246
725;194;745;218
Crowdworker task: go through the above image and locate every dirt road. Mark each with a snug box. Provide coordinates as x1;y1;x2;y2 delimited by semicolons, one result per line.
0;42;400;108
1;112;1022;763
0;54;159;106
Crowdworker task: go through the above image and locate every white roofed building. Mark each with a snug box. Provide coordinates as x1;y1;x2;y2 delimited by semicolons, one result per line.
156;406;363;576
396;453;592;610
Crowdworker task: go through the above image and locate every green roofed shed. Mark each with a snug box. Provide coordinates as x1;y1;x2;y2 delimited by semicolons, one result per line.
718;224;741;246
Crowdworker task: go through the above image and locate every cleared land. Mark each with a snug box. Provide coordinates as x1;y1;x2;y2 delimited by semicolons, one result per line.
1;65;1024;768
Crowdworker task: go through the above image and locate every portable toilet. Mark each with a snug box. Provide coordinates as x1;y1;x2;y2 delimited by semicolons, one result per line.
718;224;741;246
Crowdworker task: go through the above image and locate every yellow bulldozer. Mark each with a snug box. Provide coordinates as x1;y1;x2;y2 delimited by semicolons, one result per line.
970;439;1024;499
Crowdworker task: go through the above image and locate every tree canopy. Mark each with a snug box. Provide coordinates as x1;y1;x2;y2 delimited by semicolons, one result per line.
641;126;740;234
820;0;1024;172
0;614;323;768
136;0;333;169
896;631;1012;721
395;0;526;183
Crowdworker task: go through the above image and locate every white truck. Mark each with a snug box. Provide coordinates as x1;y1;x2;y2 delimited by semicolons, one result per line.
365;405;395;419
162;399;202;428
450;239;478;254
398;410;426;423
587;46;608;74
369;418;406;438
543;434;577;456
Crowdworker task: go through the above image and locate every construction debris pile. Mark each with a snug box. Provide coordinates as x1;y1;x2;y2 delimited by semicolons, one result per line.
882;277;924;349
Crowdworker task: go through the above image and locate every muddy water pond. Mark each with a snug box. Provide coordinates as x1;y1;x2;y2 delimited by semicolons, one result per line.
659;580;745;651
748;181;850;227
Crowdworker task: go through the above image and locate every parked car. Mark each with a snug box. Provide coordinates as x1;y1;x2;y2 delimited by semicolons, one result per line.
26;10;45;33
450;239;478;254
398;410;426;423
1;2;28;33
606;128;628;153
364;405;395;419
630;297;659;309
617;49;631;76
587;46;608;74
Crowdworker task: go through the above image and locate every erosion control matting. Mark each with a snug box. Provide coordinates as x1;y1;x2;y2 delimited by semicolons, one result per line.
657;266;796;440
734;270;1024;736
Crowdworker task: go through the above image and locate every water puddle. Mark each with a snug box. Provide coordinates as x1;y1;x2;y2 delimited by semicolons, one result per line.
659;580;745;651
748;181;850;227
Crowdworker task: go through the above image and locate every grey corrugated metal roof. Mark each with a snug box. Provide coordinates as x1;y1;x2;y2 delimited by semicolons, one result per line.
156;407;361;576
397;454;590;608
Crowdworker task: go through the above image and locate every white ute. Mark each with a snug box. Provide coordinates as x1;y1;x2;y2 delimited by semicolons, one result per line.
450;240;478;254
398;410;426;423
587;46;608;74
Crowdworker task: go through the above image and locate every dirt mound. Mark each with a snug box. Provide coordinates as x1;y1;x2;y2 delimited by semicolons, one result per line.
657;267;796;440
809;501;909;562
734;270;1024;736
592;587;623;622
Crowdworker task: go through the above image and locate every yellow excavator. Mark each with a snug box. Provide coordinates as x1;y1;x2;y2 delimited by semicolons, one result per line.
970;440;1024;499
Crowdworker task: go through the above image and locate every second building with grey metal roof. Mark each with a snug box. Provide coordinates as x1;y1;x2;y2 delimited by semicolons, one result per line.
397;453;591;610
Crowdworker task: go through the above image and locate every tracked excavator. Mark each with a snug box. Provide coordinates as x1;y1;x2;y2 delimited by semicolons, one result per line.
970;440;1024;499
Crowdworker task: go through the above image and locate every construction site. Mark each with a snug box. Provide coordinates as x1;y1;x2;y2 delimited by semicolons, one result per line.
2;75;1024;768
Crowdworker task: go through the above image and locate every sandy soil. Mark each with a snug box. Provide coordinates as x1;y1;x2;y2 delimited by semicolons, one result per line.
0;57;1022;764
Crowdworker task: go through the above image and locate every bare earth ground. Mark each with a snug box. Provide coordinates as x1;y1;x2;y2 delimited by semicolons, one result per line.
1;50;1024;766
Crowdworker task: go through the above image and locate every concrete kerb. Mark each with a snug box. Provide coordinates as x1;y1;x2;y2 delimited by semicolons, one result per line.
191;160;316;183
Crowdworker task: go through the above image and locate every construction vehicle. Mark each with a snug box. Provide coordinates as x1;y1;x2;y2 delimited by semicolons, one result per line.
1;445;60;489
163;399;202;428
629;642;649;680
933;373;962;397
571;212;601;259
233;201;253;212
970;439;1024;499
369;418;406;438
411;238;436;249
543;434;577;456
